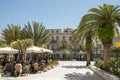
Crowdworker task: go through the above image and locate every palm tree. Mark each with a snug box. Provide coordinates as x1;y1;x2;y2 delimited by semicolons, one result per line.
70;29;81;52
58;41;70;60
0;41;7;47
78;4;120;69
71;28;93;66
58;41;70;54
2;24;21;45
21;22;50;47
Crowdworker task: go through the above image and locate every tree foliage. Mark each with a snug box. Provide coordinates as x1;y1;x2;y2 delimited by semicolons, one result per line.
79;4;120;43
111;46;120;54
0;41;7;47
59;41;69;50
10;39;33;50
21;22;50;47
58;41;70;54
10;39;33;60
61;49;70;54
78;4;120;68
2;24;21;45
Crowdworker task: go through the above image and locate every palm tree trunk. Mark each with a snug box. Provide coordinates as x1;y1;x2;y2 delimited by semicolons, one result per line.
86;36;92;66
86;49;91;66
102;41;112;70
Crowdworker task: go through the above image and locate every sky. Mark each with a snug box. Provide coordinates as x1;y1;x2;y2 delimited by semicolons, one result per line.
0;0;120;32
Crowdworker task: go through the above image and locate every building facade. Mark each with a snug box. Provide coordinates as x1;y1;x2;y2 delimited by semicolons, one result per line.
112;36;120;46
46;28;74;53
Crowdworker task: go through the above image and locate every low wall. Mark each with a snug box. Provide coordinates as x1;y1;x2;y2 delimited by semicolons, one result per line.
88;65;120;80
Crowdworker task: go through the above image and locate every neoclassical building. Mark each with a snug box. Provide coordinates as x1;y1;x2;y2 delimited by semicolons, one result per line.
46;28;75;53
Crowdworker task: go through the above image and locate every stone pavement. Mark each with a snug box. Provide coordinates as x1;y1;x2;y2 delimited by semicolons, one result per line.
0;61;103;80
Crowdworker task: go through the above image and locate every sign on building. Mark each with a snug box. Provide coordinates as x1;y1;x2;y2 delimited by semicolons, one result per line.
115;42;120;48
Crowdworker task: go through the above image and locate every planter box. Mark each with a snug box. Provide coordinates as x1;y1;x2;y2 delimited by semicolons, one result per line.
89;65;120;80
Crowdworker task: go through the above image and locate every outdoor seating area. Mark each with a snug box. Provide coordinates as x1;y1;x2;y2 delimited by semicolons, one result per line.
0;59;58;77
0;46;58;77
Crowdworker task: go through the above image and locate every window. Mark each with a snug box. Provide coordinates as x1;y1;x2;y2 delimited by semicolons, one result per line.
63;36;65;41
57;30;59;33
52;37;54;41
52;30;54;33
69;36;71;41
64;30;68;33
56;36;59;40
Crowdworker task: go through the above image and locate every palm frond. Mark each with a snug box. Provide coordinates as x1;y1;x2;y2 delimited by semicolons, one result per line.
22;22;50;46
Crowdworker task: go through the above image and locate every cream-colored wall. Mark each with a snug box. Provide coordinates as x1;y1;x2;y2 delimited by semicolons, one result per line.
46;29;74;50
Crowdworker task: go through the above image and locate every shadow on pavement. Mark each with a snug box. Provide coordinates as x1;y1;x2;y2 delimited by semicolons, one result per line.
62;65;86;69
64;72;103;80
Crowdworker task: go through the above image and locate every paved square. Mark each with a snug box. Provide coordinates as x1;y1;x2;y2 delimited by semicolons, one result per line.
0;61;103;80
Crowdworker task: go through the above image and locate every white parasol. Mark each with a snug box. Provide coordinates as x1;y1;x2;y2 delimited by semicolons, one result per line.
26;46;53;53
0;47;18;54
41;48;53;53
26;46;42;53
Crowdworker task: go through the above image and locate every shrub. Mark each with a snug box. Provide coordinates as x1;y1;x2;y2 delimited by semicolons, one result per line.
94;58;103;69
108;58;120;77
